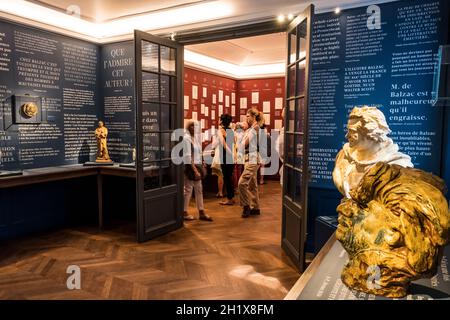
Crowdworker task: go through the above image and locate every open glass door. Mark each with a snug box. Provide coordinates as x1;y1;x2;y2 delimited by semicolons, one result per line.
282;5;314;271
134;30;184;242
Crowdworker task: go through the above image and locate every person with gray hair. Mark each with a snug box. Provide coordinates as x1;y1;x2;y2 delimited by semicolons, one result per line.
183;119;213;221
333;106;413;198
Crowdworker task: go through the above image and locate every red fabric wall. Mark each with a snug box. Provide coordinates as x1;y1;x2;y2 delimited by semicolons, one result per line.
183;67;285;136
183;67;237;131
237;78;285;131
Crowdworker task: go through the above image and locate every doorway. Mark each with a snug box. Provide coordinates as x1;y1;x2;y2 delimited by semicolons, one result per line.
133;5;314;274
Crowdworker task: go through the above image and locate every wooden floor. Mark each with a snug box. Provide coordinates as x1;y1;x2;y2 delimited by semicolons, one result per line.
0;181;300;300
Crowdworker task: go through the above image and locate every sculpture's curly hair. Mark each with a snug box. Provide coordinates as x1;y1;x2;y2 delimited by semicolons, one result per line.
337;162;450;297
349;106;391;143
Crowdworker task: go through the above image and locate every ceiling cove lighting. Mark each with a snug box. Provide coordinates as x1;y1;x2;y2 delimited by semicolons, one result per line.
0;0;234;40
97;2;233;38
184;49;285;79
0;0;97;37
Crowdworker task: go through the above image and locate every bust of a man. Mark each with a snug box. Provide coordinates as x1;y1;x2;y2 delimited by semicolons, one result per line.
333;106;413;198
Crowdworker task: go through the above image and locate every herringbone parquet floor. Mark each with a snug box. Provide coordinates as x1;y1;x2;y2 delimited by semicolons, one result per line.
0;181;300;300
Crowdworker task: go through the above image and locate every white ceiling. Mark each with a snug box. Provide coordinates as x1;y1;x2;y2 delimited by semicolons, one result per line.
0;0;385;43
0;0;396;78
187;32;287;66
30;0;209;22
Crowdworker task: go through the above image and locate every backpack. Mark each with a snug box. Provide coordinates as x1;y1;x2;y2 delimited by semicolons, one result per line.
259;129;271;159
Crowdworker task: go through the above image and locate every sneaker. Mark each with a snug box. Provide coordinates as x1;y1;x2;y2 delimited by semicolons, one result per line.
199;210;213;221
220;199;235;205
199;214;213;221
183;211;195;221
241;206;251;218
250;209;260;215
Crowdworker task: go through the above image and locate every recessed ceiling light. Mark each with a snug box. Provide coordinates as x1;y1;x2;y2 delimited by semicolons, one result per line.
335;7;341;14
277;14;285;23
287;13;294;20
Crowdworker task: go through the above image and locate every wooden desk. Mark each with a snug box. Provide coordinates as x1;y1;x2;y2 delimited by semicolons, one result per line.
0;164;138;229
0;166;97;188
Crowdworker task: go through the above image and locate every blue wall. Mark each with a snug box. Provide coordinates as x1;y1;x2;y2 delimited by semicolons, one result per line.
307;0;450;252
0;22;138;170
0;20;101;169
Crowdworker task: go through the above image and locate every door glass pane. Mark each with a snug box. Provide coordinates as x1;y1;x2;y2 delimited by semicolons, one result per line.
142;103;159;132
288;65;296;98
295;135;303;169
161;160;175;186
160;75;176;103
299;32;307;60
289;29;297;64
144;162;160;190
161;133;172;160
161;46;176;75
142;41;159;72
288;100;295;131
286;133;294;165
285;167;295;200
142;72;159;101
143;132;159;161
169;76;177;103
161;104;173;131
296;62;305;96
295;98;304;133
294;171;303;206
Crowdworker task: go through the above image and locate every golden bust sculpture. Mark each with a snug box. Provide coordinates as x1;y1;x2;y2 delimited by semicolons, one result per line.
336;163;450;298
95;121;111;162
333;107;450;298
21;102;38;118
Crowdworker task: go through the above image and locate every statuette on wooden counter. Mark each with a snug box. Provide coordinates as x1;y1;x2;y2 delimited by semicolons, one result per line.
95;121;111;162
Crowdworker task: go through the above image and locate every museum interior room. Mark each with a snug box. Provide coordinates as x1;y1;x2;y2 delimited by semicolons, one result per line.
0;0;449;302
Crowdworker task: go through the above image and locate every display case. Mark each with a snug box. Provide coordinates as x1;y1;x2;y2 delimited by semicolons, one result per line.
432;45;450;106
286;236;450;300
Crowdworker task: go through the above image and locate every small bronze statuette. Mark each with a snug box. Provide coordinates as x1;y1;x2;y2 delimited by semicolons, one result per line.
95;121;112;163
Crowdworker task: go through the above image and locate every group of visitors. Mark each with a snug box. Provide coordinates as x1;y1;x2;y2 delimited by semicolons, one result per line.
183;107;277;221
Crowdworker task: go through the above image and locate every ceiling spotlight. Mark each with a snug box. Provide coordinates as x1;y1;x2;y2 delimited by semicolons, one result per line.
335;7;341;14
170;32;176;41
287;13;294;20
277;14;285;23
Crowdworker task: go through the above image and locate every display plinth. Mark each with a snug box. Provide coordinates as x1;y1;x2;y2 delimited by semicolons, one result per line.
84;161;115;166
288;236;450;300
0;170;23;177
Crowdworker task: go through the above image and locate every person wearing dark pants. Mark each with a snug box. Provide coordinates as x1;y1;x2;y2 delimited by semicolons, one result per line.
218;114;235;206
221;162;235;204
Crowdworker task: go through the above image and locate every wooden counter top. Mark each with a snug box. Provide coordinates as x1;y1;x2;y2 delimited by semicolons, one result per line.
0;164;137;188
